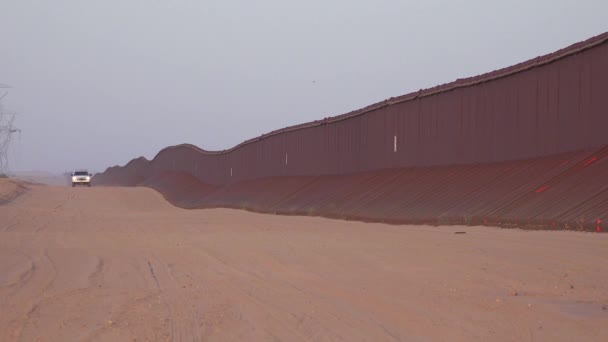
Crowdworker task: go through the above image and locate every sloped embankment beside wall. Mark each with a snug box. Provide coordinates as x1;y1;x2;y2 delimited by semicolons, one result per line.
95;146;608;232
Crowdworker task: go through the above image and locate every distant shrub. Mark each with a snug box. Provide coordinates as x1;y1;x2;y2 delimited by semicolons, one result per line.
0;173;8;178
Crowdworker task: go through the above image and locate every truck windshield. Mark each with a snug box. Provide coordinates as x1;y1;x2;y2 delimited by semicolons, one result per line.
74;171;89;176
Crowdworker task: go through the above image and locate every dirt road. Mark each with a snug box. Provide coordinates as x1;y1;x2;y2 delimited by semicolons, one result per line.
1;181;607;341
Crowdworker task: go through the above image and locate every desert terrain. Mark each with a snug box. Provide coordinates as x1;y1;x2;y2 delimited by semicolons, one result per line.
1;179;607;341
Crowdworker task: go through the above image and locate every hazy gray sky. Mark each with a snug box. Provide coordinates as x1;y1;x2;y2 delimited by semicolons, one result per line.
1;0;606;173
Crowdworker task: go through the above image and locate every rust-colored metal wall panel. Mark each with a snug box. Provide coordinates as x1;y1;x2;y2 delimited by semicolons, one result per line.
590;44;608;147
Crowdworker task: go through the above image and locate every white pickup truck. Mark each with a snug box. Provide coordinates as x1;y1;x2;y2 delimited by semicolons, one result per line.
71;170;92;187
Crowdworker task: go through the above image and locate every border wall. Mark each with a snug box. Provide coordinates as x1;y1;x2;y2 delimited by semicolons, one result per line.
95;32;608;231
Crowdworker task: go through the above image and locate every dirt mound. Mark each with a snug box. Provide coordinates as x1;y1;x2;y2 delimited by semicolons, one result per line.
0;179;29;205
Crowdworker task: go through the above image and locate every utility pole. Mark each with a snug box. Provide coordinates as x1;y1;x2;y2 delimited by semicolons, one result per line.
0;83;21;174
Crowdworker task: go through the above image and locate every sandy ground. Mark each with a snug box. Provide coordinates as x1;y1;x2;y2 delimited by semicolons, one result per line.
1;181;607;341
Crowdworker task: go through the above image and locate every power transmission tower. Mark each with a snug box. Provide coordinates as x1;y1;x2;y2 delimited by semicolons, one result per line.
0;84;20;174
